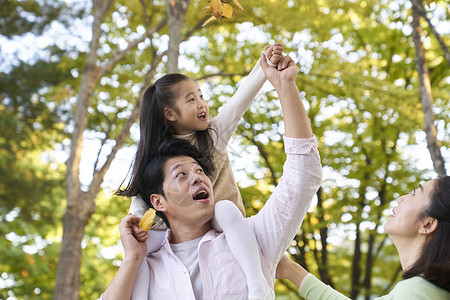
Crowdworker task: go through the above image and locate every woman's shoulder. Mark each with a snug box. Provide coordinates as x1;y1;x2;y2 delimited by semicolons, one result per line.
385;276;450;299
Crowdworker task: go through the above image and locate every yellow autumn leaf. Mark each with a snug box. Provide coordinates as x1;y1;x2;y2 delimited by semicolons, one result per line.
232;0;245;11
222;3;233;18
139;208;156;231
210;0;223;19
202;15;217;27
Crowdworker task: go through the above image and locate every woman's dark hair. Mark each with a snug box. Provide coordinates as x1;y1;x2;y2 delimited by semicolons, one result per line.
403;176;450;291
139;139;212;227
116;73;215;198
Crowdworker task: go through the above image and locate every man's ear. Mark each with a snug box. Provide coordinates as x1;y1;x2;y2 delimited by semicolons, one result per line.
151;194;167;212
164;108;177;122
419;217;438;235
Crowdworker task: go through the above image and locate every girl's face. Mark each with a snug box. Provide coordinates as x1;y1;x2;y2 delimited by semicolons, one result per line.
164;79;209;135
384;180;435;240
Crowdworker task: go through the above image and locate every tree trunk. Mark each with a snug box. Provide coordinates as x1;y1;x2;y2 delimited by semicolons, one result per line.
363;233;375;300
53;0;199;296
54;192;95;299
53;1;109;297
166;0;190;73
315;188;333;286
411;0;447;176
350;225;361;299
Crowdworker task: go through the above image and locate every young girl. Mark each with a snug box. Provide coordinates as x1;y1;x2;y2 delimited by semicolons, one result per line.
117;43;284;300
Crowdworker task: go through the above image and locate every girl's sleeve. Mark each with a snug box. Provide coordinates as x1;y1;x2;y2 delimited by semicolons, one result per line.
129;195;149;217
300;274;351;300
211;57;267;152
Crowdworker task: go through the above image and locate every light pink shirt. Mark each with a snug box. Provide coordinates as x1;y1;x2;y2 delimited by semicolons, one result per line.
130;136;322;300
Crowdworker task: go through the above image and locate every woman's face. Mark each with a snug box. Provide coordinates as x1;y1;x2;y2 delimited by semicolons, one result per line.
384;179;435;239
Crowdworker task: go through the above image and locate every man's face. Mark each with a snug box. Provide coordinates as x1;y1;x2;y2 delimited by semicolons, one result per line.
152;156;215;229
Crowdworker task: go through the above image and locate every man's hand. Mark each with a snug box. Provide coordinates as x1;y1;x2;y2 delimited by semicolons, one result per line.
120;214;148;260
131;215;150;242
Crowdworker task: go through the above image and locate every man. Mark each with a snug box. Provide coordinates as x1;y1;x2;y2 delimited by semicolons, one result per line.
102;53;322;300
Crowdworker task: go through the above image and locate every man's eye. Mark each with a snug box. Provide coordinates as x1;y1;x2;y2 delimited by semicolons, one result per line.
196;168;204;173
188;98;195;102
176;172;186;178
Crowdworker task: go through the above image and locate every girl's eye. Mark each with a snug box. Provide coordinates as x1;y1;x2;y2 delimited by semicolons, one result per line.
176;172;186;178
200;94;204;99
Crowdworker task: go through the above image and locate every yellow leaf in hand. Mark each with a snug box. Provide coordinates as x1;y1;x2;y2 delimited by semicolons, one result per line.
139;208;156;231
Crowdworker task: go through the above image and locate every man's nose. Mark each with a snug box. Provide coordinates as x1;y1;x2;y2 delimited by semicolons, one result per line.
190;173;203;185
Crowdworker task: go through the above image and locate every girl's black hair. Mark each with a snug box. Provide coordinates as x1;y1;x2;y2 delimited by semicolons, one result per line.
116;73;215;198
403;176;450;291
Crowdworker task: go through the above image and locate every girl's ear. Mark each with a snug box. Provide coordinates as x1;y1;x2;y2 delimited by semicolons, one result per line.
151;194;167;212
419;217;438;235
164;107;177;122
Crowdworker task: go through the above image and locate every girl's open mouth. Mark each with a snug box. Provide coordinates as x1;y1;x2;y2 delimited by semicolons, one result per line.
198;112;207;121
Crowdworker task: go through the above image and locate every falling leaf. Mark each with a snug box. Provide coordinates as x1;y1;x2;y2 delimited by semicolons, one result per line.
232;0;245;11
201;0;245;27
202;15;217;27
210;0;223;19
222;3;233;18
425;0;434;7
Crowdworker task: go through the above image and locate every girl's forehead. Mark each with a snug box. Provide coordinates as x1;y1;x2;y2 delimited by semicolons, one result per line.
173;79;199;97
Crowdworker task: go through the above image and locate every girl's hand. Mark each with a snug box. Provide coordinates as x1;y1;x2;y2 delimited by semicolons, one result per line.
119;214;148;261
264;42;284;66
260;53;298;90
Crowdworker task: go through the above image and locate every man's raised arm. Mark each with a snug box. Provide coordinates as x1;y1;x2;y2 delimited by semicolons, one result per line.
248;54;322;267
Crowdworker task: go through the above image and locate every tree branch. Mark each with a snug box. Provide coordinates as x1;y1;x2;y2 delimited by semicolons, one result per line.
240;131;278;186
89;52;166;194
195;72;248;81
410;0;450;67
97;17;168;80
93;113;114;172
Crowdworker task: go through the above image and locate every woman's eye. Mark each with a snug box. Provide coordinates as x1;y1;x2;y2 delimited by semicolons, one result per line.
411;189;415;195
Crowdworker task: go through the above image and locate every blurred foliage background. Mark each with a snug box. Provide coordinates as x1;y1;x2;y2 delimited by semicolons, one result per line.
0;0;448;299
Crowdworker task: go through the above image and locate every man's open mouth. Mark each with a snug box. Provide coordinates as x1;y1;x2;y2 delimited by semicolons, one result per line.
193;188;209;201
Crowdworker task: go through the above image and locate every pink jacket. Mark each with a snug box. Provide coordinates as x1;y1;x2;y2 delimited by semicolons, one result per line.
128;136;322;300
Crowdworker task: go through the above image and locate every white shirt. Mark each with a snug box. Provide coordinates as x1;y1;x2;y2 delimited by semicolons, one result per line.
171;237;203;300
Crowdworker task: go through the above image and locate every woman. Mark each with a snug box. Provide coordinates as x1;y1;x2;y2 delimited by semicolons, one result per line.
276;176;450;299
